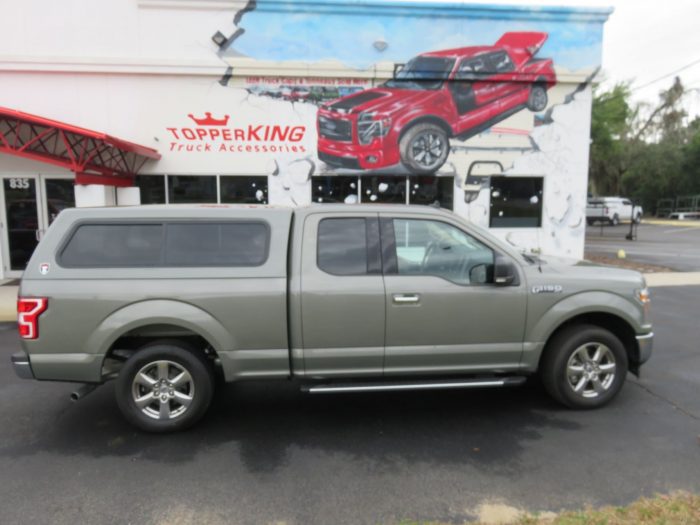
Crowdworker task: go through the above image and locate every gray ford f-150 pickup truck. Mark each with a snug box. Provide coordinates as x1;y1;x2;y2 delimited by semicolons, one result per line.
12;204;653;432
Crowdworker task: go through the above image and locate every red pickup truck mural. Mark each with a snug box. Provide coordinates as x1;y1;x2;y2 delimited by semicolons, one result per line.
317;32;556;174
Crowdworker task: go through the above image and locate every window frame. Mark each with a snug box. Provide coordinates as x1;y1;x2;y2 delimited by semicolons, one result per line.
316;216;381;277
56;219;271;269
380;217;497;287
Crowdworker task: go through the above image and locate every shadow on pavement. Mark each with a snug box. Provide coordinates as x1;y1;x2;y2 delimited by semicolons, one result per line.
0;378;580;474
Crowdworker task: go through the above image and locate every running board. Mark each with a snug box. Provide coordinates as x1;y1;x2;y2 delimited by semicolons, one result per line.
302;376;526;394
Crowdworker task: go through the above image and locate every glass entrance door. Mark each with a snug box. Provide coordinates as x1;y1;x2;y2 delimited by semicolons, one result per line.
2;176;41;273
1;175;75;277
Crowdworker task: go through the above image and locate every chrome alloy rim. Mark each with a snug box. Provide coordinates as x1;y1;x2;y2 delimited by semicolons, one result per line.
411;132;446;169
566;343;616;398
131;360;194;420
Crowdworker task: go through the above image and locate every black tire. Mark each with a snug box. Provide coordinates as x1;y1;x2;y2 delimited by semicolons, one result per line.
540;324;628;409
399;123;450;174
586;218;594;226
527;84;548;112
115;340;215;433
610;214;620;226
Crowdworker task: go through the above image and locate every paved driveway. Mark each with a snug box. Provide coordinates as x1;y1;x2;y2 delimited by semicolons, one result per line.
586;222;700;271
1;286;699;525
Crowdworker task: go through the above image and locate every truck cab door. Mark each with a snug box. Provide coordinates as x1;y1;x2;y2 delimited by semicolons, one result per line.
297;212;385;377
379;214;527;375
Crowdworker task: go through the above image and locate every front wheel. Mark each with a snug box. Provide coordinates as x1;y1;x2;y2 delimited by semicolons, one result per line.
540;325;628;409
115;341;214;432
399;123;450;174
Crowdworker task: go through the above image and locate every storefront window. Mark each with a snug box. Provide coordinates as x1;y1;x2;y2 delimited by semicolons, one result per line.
220;176;268;204
135;175;166;204
44;179;75;223
167;175;217;204
312;176;359;204
361;176;406;204
489;176;543;228
408;176;453;210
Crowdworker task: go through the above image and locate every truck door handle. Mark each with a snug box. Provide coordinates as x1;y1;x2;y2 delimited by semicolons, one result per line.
392;293;420;304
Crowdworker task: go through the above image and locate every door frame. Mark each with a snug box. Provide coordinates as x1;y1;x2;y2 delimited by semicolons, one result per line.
0;174;74;279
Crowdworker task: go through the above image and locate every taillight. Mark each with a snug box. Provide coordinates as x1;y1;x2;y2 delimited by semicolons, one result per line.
17;297;48;339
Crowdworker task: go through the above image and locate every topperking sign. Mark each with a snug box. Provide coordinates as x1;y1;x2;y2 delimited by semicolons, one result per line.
166;112;309;154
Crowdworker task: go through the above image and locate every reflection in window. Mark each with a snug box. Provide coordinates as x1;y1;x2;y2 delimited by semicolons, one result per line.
167;175;217;204
45;179;75;223
489;176;543;228
313;176;359;204
408;176;453;210
135;175;166;204
362;176;406;204
393;219;493;285
220;176;268;204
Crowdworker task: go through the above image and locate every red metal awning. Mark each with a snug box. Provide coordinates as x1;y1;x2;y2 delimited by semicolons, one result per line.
0;106;161;187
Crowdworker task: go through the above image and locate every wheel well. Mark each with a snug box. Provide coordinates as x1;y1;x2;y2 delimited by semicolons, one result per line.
541;313;640;375
399;116;453;141
102;324;220;379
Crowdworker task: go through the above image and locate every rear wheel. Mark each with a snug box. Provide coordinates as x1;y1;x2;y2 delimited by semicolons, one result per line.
399;123;449;174
610;213;620;226
115;341;214;432
527;84;548;112
541;324;628;409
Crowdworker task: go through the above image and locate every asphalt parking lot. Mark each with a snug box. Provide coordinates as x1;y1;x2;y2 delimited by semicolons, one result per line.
586;222;700;271
1;285;699;525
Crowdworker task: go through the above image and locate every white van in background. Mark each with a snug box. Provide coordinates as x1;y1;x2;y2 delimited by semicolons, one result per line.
587;197;643;226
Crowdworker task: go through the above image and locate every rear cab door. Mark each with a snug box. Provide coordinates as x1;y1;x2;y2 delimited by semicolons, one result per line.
292;210;385;377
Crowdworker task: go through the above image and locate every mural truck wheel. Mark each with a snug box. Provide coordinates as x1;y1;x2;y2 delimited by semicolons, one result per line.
527;84;548;112
399;123;449;174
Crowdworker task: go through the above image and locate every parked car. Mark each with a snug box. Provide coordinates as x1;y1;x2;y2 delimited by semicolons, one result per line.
13;204;653;432
317;32;556;174
289;86;312;102
587;197;643;226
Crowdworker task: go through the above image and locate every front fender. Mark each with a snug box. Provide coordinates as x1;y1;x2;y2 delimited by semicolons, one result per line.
529;291;642;343
522;291;643;370
86;299;236;358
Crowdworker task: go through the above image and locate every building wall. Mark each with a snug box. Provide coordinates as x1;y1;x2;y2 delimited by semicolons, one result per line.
0;0;611;272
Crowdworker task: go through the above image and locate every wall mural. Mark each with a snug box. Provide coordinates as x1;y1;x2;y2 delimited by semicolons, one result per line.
164;0;607;258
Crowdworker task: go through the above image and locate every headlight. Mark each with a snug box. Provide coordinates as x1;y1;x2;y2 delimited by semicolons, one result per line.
357;112;391;145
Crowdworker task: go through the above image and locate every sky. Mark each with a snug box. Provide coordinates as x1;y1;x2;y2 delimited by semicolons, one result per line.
230;2;607;71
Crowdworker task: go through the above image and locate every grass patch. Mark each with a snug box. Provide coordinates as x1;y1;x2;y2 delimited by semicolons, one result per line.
520;492;700;524
395;492;700;525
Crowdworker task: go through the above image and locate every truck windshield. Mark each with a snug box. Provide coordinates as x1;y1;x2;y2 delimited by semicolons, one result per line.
384;56;455;90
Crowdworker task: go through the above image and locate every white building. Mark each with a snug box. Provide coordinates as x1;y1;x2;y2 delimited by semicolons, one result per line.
0;0;611;278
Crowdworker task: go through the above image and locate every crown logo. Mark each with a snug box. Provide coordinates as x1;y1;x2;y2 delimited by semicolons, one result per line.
188;112;230;126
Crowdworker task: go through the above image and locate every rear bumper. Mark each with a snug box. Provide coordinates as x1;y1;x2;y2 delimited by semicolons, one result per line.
11;352;34;380
636;332;654;364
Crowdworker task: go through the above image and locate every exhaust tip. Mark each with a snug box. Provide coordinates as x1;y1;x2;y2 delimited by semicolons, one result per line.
70;383;99;402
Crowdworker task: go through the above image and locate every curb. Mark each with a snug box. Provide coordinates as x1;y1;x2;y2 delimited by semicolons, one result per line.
643;272;700;287
643;219;700;228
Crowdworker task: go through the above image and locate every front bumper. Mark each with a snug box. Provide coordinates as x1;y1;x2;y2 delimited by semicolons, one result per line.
11;352;34;380
636;332;654;364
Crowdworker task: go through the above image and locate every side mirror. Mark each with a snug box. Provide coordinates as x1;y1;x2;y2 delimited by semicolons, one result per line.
493;254;519;286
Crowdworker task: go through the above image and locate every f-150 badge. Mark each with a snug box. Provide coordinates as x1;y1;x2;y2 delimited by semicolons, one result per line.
532;284;563;294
